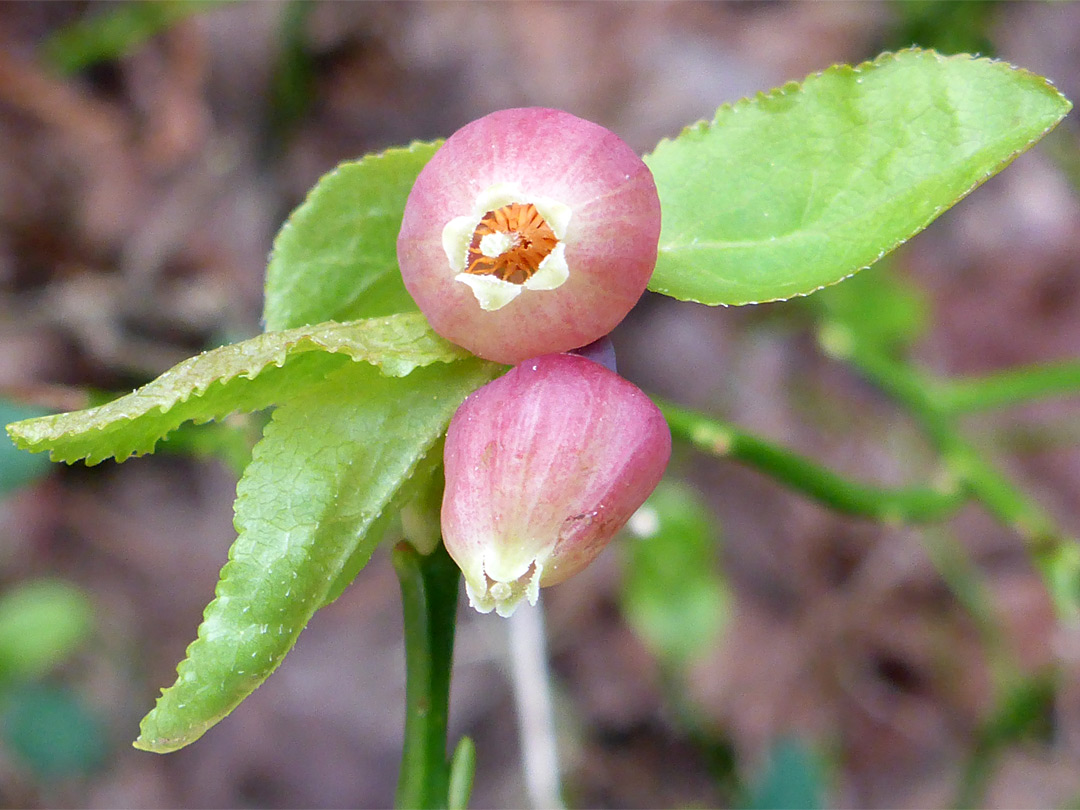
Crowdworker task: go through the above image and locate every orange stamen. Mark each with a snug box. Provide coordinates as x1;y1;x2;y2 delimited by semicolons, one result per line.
464;203;558;284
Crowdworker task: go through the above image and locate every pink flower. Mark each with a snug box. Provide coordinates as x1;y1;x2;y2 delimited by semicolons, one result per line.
441;352;671;617
398;108;661;364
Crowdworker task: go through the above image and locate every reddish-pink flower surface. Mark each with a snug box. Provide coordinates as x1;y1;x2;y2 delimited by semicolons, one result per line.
441;352;671;616
398;108;661;364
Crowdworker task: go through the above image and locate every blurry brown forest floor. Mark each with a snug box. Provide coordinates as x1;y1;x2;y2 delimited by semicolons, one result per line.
2;2;1080;808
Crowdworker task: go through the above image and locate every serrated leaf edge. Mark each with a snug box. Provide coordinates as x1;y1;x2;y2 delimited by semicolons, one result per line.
6;313;470;463
649;48;1070;154
263;140;442;332
645;47;1072;307
133;428;443;753
266;139;442;270
133;361;499;753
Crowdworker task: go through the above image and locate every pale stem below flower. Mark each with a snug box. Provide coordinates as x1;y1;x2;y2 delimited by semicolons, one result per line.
507;597;564;810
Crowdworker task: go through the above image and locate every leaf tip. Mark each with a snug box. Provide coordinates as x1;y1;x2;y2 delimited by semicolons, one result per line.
131;736;158;754
5;419;59;460
133;685;215;755
131;728;189;755
5;421;28;447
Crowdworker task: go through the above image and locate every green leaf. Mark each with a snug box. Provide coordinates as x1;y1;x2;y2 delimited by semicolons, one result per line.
41;1;221;75
320;441;447;608
885;0;999;57
134;357;500;753
263;142;439;331
6;314;468;465
744;737;826;810
155;417;261;478
810;260;928;358
620;481;728;669
448;736;477;810
2;684;108;779
0;580;94;683
645;49;1072;305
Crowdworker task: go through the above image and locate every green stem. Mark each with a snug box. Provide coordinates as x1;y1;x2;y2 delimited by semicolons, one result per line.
819;324;1080;620
832;334;1062;541
919;529;1052;810
955;671;1057;810
814;322;1080;801
657;399;964;523
938;360;1080;414
393;541;461;810
921;528;1017;688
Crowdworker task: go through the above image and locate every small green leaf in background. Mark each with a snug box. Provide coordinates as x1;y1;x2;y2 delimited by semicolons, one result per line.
0;580;93;683
809;261;928;359
263;142;439;331
267;1;317;149
621;481;728;669
2;684;107;780
447;736;477;810
645;49;1072;306
744;737;826;810
6;314;467;465
0;401;52;495
41;0;222;75
135;357;500;753
155;418;261;478
886;0;999;57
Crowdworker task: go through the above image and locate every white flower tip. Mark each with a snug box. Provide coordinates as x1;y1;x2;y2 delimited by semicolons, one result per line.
442;184;572;312
455;273;523;311
523;243;569;291
464;560;543;618
532;198;572;240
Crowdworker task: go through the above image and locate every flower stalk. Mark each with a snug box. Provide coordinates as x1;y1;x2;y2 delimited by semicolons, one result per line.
393;541;461;810
817;321;1080;621
657;398;966;523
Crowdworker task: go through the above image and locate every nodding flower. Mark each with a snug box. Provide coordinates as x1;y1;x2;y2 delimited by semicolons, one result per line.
440;351;670;617
397;108;661;365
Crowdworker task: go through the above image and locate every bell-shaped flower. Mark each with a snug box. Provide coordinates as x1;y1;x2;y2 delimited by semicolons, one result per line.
398;108;661;364
441;352;671;617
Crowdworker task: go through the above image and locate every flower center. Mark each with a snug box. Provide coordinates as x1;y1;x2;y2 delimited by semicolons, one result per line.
464;203;558;285
442;184;572;311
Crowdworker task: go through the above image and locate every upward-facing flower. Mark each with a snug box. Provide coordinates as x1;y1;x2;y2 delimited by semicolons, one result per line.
441;352;671;617
397;108;661;364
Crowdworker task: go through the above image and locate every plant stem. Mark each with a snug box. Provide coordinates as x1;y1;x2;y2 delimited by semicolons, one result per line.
954;671;1057;810
819;323;1080;620
919;528;1052;810
507;599;564;809
829;333;1062;539
393;541;461;810
657;399;965;523
939;360;1080;414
